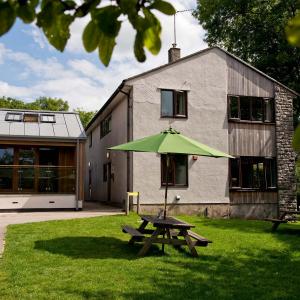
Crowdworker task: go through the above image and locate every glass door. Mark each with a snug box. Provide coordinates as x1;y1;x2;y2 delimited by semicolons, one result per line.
18;148;36;192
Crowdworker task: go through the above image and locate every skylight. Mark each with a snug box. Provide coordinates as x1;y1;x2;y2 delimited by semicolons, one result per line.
40;114;56;123
5;112;22;122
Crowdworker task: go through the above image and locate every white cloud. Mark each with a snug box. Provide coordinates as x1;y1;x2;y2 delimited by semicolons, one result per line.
23;26;47;49
0;0;206;111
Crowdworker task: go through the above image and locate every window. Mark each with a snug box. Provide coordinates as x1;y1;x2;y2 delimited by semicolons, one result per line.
23;113;39;123
40;114;55;123
161;89;187;118
0;147;14;191
89;132;92;148
5;112;22;122
228;96;275;123
230;157;277;190
161;155;188;186
100;116;111;138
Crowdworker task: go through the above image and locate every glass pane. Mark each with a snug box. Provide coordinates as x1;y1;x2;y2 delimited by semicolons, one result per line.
161;155;174;185
264;99;274;122
161;90;173;117
229;96;239;119
175;92;186;116
0;148;14;165
252;162;264;188
19;149;35;165
252;98;263;121
174;155;187;185
230;158;240;187
266;159;277;188
18;167;35;190
19;148;35;191
240;97;251;120
23;114;38;122
241;158;252;188
39;148;58;165
0;167;13;189
39;167;58;193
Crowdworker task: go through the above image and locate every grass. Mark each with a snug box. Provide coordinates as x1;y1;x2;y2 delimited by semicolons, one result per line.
1;214;300;300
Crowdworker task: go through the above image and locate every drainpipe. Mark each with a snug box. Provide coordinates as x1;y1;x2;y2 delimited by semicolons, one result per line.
76;139;80;211
120;88;132;208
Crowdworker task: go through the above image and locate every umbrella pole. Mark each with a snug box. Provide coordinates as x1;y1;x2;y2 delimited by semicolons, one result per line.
164;154;169;219
162;154;169;254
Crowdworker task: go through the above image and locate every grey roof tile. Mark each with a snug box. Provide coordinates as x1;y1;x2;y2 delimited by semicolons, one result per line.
39;123;54;137
53;124;69;137
10;122;24;136
24;123;39;136
0;122;9;135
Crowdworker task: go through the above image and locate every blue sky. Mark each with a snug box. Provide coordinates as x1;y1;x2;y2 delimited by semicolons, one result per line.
0;0;206;111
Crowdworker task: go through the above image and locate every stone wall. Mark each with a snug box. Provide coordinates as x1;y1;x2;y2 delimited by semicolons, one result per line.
275;84;297;212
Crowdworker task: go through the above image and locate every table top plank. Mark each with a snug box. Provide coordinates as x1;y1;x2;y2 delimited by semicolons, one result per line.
141;215;195;228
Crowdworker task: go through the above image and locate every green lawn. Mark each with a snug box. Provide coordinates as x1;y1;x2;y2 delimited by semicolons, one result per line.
1;214;300;300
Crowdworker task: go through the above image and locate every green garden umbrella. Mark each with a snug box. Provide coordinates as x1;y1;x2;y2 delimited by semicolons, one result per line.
108;127;233;218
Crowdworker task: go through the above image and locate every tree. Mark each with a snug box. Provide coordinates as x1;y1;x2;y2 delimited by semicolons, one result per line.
0;96;95;127
194;0;300;124
0;0;175;66
75;108;96;128
28;97;69;111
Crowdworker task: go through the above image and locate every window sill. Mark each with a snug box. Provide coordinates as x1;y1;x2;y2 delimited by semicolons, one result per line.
228;119;275;125
230;188;277;192
161;185;188;188
160;116;188;119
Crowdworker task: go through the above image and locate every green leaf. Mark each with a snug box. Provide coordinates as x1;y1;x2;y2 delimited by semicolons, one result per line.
37;0;74;51
75;0;101;18
0;1;16;36
82;20;100;52
93;6;121;37
92;6;122;65
149;0;176;16
98;31;116;66
143;9;161;55
17;0;39;24
134;33;146;62
286;13;300;47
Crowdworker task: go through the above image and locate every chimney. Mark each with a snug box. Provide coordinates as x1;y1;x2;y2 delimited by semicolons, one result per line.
168;44;181;63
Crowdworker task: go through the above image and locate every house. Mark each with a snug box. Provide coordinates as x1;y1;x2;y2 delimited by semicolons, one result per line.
85;46;298;219
0;109;86;210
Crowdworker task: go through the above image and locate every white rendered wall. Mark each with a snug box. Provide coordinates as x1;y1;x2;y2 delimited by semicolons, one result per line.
85;95;128;205
0;194;79;209
127;48;230;205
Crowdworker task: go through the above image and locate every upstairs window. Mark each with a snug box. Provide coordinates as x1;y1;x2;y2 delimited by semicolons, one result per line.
161;89;187;118
100;115;111;138
161;155;188;186
230;157;277;190
5;112;22;122
228;96;274;123
40;114;55;123
23;113;39;123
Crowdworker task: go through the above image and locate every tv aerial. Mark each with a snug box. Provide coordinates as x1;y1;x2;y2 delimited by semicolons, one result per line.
172;8;194;48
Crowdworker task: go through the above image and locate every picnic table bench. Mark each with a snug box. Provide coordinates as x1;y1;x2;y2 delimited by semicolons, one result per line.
122;215;212;257
265;210;299;231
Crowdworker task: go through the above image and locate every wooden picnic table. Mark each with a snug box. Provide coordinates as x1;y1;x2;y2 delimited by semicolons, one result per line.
122;215;212;257
265;210;300;231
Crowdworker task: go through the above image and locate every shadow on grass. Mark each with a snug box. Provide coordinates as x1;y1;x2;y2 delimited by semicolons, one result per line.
58;247;300;300
34;236;168;259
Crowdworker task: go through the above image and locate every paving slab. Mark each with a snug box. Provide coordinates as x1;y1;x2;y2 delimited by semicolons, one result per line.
0;205;124;256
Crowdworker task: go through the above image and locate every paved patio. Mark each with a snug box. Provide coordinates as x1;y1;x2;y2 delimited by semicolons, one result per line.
0;203;124;256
